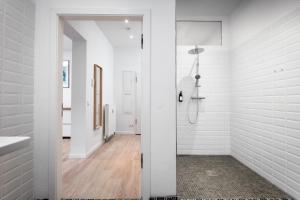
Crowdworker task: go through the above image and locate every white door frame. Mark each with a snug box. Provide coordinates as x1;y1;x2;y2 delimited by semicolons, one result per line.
49;8;151;200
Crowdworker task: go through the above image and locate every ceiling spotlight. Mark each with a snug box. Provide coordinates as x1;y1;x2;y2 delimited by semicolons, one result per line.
129;35;134;39
124;19;129;24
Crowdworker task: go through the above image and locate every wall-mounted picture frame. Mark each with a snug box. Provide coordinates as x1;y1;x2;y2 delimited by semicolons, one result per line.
63;60;70;88
94;64;103;129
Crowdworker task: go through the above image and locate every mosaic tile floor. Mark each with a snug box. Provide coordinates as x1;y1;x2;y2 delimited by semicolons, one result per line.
177;155;292;200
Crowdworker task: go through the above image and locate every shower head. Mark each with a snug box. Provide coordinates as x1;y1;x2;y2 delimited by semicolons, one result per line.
188;47;205;55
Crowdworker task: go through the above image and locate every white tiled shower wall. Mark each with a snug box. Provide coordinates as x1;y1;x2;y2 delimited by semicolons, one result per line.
0;0;35;199
231;9;300;199
177;46;231;154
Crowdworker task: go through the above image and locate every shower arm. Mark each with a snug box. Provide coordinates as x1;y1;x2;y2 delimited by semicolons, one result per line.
196;54;200;75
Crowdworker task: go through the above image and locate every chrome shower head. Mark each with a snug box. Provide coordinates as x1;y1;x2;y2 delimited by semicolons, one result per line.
188;47;205;55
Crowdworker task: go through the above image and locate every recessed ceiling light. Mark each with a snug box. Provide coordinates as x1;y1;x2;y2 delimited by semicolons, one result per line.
124;19;129;24
129;35;134;39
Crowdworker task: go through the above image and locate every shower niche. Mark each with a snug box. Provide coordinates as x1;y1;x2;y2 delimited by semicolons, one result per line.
177;21;223;124
176;18;231;199
176;19;230;154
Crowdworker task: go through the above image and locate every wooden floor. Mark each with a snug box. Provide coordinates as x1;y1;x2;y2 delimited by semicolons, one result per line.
62;134;141;199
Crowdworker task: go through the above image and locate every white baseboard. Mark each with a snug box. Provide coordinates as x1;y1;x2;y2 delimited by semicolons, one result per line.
115;131;136;134
68;141;103;159
177;150;230;155
86;141;102;157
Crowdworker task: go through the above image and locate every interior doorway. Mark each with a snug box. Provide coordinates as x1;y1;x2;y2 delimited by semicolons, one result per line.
56;11;150;198
60;16;142;199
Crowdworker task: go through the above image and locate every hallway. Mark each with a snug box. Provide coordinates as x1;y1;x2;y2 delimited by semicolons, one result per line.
62;134;141;199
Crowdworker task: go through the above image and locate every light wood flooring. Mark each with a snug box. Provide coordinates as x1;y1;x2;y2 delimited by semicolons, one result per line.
62;134;141;199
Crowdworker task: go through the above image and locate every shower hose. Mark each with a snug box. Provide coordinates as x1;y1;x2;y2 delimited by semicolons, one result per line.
187;86;199;124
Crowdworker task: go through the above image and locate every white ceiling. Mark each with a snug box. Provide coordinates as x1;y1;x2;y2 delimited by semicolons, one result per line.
96;19;142;48
176;0;242;18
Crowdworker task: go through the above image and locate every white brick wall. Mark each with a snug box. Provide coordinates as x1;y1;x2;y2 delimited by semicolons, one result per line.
0;0;34;199
177;46;231;155
231;8;300;199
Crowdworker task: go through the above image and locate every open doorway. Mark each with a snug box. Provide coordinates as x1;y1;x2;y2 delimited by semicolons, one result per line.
60;16;143;199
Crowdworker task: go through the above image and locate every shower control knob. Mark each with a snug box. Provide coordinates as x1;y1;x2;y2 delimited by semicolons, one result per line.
195;74;201;79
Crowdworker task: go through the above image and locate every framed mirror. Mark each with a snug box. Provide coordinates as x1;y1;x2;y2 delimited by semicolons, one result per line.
94;64;103;129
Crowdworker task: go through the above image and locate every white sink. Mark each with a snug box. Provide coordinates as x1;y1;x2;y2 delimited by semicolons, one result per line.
0;136;30;156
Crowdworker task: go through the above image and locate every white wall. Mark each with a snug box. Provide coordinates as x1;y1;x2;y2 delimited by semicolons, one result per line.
176;0;241;19
230;0;300;48
69;39;87;157
34;0;176;198
0;0;35;199
114;47;142;134
177;46;231;155
67;20;115;158
230;1;300;199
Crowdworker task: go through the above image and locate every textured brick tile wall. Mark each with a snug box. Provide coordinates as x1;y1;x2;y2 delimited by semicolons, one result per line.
0;0;35;199
177;46;231;155
231;8;300;199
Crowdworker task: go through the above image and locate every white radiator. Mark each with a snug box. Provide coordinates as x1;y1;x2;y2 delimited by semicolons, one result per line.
104;104;116;140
